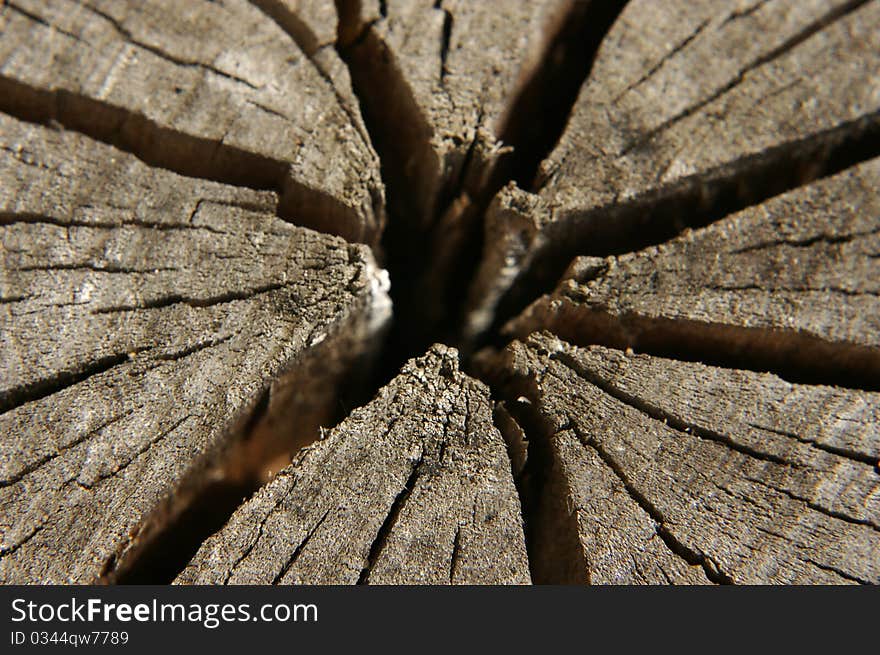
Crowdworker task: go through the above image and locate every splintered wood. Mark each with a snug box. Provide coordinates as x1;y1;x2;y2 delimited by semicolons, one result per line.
334;0;569;225
0;0;878;585
331;0;578;341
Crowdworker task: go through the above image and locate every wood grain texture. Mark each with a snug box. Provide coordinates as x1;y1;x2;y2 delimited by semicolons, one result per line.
465;0;880;340
486;333;880;584
176;345;530;585
255;0;383;52
334;0;577;357
338;0;566;225
0;0;384;245
505;156;880;385
1;0;877;587
0;114;392;583
245;0;377;167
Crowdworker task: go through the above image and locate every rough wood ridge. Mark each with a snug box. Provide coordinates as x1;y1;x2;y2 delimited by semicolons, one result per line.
0;0;878;584
177;345;529;585
506;156;880;387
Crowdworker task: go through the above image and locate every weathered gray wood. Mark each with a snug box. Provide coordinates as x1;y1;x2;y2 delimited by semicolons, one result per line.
176;345;530;585
0;0;384;245
465;0;880;340
329;0;577;343
505;156;880;384
486;333;880;584
2;0;877;588
336;0;566;225
245;0;376;167
252;0;382;54
0;114;392;584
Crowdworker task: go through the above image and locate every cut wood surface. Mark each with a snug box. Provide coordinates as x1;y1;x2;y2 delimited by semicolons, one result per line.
465;0;880;340
336;0;567;225
0;0;384;244
506;156;880;386
485;333;879;584
0;114;391;583
176;345;529;585
1;1;878;586
235;0;376;175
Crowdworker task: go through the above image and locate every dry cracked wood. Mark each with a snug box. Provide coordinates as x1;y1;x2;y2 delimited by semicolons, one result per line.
330;0;588;347
335;0;569;226
2;0;878;588
0;0;384;245
249;0;381;98
0;114;392;583
485;333;879;584
176;345;529;585
506;156;880;387
465;0;880;340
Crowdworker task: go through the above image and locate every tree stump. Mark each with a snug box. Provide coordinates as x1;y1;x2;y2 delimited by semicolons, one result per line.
0;0;877;584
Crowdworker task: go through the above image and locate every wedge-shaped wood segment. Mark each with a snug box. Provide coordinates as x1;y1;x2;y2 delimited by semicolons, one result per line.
0;0;384;245
176;345;530;585
466;0;880;340
333;0;570;225
506;156;880;387
0;115;392;583
486;334;879;584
